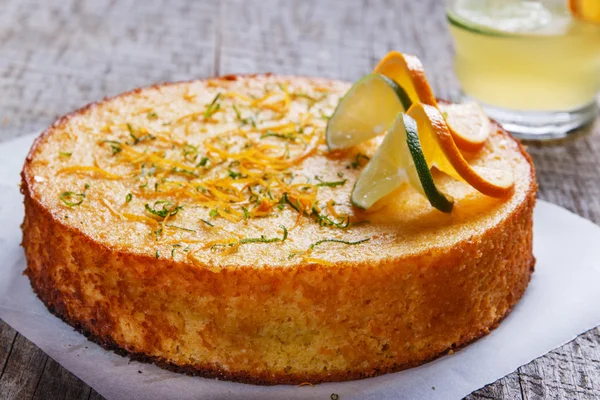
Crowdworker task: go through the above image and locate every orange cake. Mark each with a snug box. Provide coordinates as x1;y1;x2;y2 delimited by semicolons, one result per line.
21;73;536;384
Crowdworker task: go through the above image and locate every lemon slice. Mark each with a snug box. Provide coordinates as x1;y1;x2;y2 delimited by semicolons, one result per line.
326;74;410;150
440;102;491;152
407;103;514;198
351;113;453;212
374;51;438;108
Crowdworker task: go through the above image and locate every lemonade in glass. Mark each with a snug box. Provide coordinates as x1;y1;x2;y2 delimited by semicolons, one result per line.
447;0;600;139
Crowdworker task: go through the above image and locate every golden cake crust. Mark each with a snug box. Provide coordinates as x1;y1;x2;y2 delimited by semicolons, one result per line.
21;74;537;385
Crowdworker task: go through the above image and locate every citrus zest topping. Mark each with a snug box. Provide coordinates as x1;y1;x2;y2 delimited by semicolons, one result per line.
58;165;126;180
407;103;514;198
59;191;86;207
290;238;371;265
326;74;409;150
56;80;364;251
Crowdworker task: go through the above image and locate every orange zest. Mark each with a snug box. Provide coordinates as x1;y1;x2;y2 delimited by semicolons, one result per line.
57;165;127;180
407;103;514;198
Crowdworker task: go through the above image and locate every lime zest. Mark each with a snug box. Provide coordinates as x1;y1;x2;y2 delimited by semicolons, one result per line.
309;238;370;250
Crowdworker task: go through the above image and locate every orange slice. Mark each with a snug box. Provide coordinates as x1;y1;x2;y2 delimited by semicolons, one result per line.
439;102;491;152
407;103;514;198
569;0;600;23
376;51;490;151
373;51;438;108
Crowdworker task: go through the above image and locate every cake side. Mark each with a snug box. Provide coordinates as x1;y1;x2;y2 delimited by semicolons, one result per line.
21;74;537;384
22;172;534;384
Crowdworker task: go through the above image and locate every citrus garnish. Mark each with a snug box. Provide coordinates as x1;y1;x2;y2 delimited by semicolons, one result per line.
376;51;489;151
332;52;511;204
439;102;491;152
373;51;438;108
326;74;410;150
569;0;600;23
407;103;514;198
351;112;453;212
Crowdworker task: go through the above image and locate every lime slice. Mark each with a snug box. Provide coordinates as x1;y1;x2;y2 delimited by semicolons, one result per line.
326;74;410;150
351;113;454;213
405;116;455;213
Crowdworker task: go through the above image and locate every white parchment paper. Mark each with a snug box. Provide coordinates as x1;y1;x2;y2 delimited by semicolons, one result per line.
1;134;600;400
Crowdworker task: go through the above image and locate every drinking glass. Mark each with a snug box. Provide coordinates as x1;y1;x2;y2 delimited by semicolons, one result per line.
447;0;600;140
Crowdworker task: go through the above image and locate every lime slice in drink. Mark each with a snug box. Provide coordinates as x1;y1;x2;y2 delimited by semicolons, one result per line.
448;0;565;36
326;74;410;150
351;113;454;213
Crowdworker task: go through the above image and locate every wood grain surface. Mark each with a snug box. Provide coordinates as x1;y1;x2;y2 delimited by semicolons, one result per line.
1;0;599;399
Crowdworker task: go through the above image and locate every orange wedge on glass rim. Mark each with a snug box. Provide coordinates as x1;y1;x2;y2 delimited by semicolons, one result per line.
569;0;600;23
406;103;514;198
374;51;490;152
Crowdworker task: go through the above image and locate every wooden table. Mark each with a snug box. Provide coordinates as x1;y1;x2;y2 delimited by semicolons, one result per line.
1;1;599;398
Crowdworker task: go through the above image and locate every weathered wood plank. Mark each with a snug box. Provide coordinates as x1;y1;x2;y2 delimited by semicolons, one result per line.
0;0;218;142
31;357;91;400
220;0;373;81
0;320;18;380
88;389;106;400
464;374;523;400
0;334;48;399
519;328;600;400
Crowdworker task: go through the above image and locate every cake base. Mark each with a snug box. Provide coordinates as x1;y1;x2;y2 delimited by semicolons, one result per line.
22;184;535;385
29;258;534;385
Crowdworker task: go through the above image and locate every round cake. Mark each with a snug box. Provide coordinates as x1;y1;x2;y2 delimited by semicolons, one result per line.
21;74;536;384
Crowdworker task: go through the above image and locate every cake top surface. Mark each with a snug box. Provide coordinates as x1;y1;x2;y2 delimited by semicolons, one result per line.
23;74;534;269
